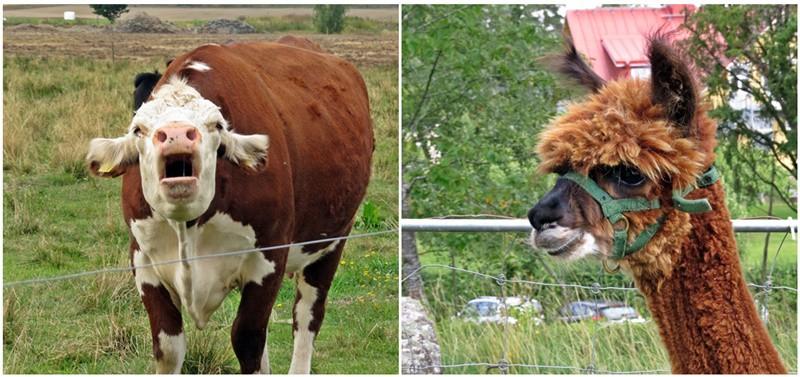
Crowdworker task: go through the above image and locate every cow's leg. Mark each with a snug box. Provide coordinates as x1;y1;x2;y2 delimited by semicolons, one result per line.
231;251;285;374
289;240;346;374
134;248;185;374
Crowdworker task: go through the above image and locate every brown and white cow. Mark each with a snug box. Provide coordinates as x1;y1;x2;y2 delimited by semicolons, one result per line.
86;38;373;374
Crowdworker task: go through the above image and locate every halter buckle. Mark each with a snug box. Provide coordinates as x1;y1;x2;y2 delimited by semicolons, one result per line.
612;216;629;232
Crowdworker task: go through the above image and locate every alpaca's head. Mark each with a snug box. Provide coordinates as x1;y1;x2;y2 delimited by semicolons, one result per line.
527;36;717;276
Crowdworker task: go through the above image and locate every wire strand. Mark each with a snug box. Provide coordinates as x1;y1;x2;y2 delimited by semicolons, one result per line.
404;263;797;293
4;229;396;288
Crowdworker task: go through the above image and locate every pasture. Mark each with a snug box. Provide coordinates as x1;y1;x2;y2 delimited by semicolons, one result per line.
3;19;399;374
3;5;398;22
413;229;797;374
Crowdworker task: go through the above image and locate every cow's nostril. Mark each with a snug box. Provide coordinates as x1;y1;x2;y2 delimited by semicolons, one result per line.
156;130;167;143
186;129;197;141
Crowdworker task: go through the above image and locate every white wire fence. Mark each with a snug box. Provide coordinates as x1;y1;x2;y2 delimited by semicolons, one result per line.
401;218;798;374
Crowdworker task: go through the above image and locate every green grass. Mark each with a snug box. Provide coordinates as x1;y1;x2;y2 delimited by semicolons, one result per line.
415;229;796;374
738;232;796;274
431;303;797;374
4;16;111;27
173;15;396;34
3;55;398;373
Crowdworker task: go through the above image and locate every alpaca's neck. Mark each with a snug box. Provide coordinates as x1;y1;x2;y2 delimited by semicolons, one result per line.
632;183;786;374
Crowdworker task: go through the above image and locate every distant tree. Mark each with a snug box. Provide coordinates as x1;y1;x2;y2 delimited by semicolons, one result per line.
90;4;129;63
681;5;797;210
90;4;129;23
402;5;567;288
681;4;797;286
313;5;346;34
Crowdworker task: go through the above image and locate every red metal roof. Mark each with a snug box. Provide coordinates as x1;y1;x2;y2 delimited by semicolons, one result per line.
565;5;695;80
602;34;649;68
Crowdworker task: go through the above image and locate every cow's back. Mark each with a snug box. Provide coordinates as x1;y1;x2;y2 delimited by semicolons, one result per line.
153;42;373;242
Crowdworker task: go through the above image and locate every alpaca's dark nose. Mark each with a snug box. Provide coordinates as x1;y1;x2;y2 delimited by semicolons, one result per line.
528;182;567;231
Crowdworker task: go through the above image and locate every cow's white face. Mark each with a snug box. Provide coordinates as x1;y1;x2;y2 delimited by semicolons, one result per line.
87;77;269;222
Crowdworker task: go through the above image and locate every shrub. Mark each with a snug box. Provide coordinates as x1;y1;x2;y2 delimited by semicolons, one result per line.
313;5;346;34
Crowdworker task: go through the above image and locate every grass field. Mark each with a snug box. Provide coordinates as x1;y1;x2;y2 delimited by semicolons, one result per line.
4;15;396;35
3;27;397;68
413;225;797;374
3;5;397;41
2;5;398;22
3;28;399;374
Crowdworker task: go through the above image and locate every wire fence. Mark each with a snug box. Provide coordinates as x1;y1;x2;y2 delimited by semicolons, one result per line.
401;218;797;374
3;229;397;289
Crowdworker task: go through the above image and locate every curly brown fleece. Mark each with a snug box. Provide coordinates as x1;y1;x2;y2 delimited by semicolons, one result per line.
535;36;786;373
641;183;786;373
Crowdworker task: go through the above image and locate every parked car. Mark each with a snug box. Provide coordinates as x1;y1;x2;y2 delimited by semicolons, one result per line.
456;296;544;325
558;300;645;324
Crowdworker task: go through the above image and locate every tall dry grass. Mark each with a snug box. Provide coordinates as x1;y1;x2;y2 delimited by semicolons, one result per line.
4;57;136;176
418;255;797;374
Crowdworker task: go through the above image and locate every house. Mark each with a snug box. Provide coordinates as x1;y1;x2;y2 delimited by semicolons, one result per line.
563;4;695;80
564;4;792;203
564;5;771;135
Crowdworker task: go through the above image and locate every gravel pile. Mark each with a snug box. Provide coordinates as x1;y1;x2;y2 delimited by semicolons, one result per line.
116;12;179;33
198;19;256;34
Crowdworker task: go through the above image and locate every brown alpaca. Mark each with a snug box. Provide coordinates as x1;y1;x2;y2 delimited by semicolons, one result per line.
527;36;787;374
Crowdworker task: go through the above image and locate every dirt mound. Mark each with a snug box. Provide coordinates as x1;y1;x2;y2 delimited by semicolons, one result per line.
198;19;256;34
116;12;179;33
6;24;59;32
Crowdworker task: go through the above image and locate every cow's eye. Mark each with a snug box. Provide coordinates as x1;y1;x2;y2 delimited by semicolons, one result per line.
215;123;223;131
614;166;646;186
132;126;143;137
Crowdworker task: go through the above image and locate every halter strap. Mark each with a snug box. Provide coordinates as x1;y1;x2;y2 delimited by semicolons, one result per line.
560;166;720;259
672;165;720;213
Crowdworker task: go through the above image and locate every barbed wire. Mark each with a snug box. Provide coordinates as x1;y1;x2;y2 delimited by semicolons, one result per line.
4;229;397;288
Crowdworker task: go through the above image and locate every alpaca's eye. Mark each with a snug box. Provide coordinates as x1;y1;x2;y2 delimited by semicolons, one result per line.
615;166;646;186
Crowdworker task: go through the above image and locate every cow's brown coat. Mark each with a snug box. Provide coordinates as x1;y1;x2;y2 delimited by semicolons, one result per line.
124;40;373;373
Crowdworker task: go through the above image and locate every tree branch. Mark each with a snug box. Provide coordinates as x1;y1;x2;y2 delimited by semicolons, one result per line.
740;151;796;212
408;49;443;133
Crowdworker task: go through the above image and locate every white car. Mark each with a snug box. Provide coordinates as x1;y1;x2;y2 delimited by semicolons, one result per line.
600;306;647;324
456;296;544;325
558;300;646;324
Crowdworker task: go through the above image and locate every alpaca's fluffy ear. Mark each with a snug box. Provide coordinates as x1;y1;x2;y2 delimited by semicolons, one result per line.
648;36;698;132
548;36;606;93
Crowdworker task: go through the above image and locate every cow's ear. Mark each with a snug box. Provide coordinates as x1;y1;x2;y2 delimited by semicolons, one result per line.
86;135;139;178
219;129;269;171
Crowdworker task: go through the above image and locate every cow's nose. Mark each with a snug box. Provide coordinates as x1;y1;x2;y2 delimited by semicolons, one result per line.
154;124;199;154
528;193;564;231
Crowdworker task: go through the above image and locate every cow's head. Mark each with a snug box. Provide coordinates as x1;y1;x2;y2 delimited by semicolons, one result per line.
87;77;268;221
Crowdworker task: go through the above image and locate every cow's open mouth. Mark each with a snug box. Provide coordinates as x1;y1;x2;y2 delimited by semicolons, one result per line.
160;154;198;199
164;154;195;179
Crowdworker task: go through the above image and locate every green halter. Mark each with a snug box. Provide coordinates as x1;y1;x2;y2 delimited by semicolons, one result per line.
560;166;720;260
